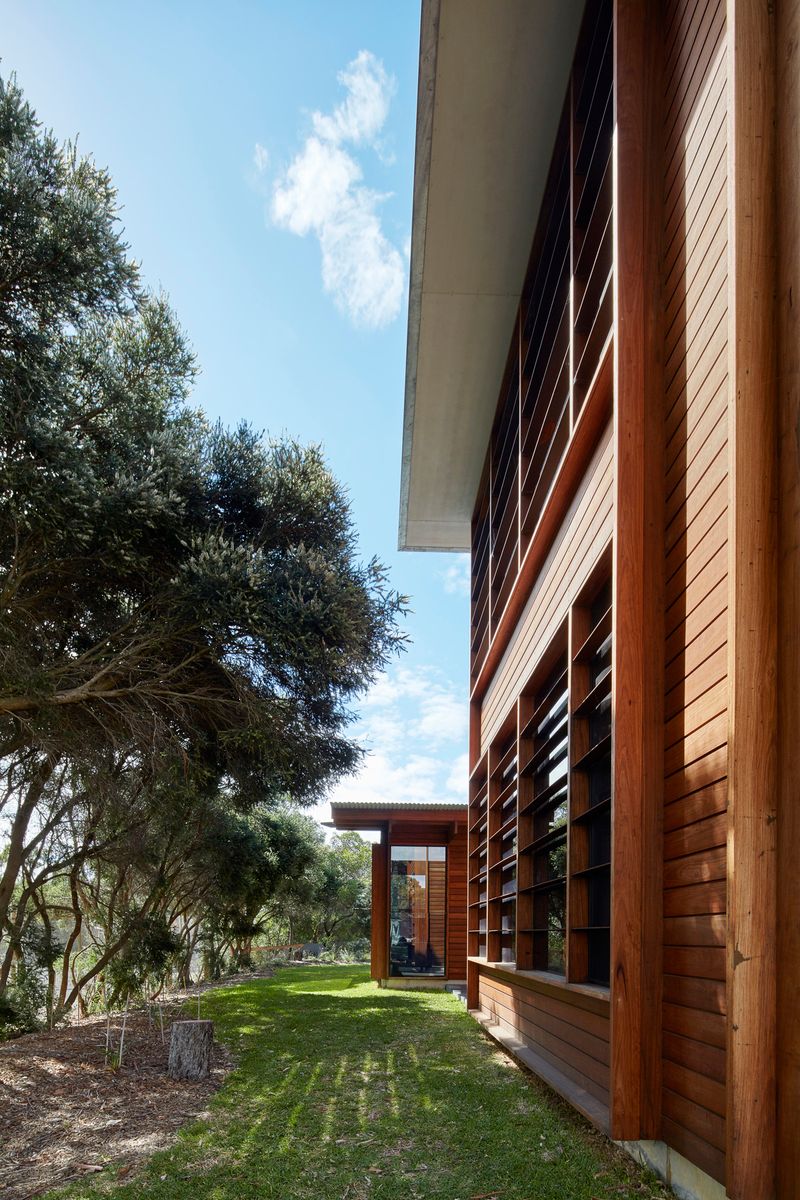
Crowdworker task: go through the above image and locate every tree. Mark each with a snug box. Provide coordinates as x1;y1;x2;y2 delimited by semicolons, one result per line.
1;757;326;1024
188;802;321;974
0;72;406;999
267;831;372;947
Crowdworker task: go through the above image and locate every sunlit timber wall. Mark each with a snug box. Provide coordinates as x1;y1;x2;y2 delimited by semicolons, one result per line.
464;2;792;1198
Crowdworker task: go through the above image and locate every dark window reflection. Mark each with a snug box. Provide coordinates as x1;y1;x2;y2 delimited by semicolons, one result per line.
389;846;447;977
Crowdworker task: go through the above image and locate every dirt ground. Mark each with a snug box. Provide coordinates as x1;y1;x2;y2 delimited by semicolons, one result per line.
0;991;237;1200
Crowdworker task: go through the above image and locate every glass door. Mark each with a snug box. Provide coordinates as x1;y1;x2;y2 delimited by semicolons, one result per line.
389;846;447;977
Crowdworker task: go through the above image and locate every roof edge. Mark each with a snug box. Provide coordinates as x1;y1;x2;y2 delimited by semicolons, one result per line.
398;0;440;552
331;799;466;810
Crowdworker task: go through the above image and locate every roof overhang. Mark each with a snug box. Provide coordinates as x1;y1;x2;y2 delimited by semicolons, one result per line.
331;799;467;832
399;0;585;551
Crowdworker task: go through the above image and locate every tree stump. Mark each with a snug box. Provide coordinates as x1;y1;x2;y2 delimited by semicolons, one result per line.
168;1019;213;1080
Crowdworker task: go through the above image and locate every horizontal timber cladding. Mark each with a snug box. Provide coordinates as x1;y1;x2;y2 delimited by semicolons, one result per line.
476;967;610;1120
661;0;729;1186
481;426;613;754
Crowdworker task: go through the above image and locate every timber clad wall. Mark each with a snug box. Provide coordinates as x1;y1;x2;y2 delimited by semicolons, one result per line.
661;0;728;1183
397;0;798;1187
478;970;610;1114
450;0;798;1190
481;428;613;753
447;825;468;980
465;0;744;1189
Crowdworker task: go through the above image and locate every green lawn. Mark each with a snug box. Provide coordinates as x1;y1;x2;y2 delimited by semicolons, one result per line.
48;966;671;1200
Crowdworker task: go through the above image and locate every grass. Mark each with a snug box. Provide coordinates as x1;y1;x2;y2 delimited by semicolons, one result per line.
46;966;672;1200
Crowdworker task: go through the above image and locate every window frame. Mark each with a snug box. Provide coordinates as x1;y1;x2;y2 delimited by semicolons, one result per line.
467;543;613;992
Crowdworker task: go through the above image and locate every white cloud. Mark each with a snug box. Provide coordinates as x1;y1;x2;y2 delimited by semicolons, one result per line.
414;691;466;743
268;50;405;330
331;751;451;808
362;666;468;747
253;142;270;174
316;664;468;827
445;751;470;797
439;558;471;598
312;50;395;147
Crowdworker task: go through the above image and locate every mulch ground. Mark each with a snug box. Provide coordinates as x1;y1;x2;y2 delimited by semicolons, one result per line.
0;982;250;1200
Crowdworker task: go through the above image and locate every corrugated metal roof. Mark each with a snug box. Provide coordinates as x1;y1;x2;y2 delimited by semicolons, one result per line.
331;798;465;809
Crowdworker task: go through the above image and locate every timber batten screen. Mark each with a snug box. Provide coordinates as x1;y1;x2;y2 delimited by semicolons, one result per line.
469;549;614;987
466;1;617;1134
407;0;798;1191
471;0;614;687
518;648;569;975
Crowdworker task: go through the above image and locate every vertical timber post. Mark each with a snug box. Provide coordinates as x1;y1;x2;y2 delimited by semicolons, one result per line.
466;698;481;1010
726;1;778;1196
611;0;664;1140
776;1;800;1194
371;834;389;983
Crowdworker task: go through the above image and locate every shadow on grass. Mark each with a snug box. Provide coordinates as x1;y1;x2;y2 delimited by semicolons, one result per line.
45;966;670;1200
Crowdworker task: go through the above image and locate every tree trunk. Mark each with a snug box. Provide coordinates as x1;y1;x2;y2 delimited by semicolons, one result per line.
168;1020;213;1080
55;871;83;1017
0;758;57;934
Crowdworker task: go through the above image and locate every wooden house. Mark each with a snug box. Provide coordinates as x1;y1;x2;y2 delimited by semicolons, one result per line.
398;2;799;1198
330;799;468;986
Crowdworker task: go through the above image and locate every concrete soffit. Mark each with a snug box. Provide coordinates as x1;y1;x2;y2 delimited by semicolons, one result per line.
399;0;586;553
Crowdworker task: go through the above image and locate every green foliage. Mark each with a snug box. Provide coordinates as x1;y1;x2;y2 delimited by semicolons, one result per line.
105;914;181;1007
0;70;406;1013
0;73;137;348
312;939;370;964
0;68;405;787
0;919;62;1036
0;991;28;1041
266;831;372;947
191;802;323;978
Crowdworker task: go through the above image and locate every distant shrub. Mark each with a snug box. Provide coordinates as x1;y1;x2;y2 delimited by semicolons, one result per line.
315;939;370;965
0;921;64;1038
105;915;181;1007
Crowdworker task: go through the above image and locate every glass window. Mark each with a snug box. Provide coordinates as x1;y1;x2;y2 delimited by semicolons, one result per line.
389;845;447;977
474;554;613;988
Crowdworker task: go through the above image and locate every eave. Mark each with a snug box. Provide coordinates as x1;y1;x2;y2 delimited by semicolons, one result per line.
330;799;466;832
399;0;585;552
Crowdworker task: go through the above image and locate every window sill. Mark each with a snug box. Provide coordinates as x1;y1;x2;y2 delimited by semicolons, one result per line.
468;956;610;1006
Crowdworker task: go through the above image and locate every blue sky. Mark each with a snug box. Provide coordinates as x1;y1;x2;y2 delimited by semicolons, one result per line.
1;1;470;827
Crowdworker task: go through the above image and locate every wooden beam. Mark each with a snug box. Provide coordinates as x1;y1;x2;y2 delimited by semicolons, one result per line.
775;0;800;1194
371;837;389;982
726;2;778;1196
610;0;664;1141
466;958;480;1011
